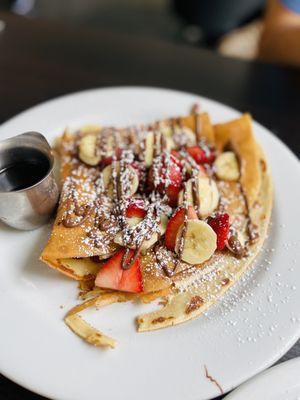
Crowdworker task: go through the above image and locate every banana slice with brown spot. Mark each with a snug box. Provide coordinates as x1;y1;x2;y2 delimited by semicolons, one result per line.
175;220;217;265
214;151;240;181
102;162;139;197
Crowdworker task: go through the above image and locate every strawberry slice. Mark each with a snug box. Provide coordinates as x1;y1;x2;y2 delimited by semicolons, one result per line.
165;206;198;251
186;146;215;164
207;213;230;250
166;185;181;207
147;154;183;206
126;199;146;218
95;249;143;293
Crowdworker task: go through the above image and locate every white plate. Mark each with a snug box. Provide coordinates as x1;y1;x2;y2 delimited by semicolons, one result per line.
0;87;299;400
224;357;300;400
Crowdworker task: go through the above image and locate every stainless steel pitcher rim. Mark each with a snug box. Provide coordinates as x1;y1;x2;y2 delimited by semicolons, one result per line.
0;131;55;194
0;131;59;230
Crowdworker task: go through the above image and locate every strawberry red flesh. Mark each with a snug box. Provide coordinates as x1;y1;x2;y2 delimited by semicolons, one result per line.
187;146;215;164
166;185;181;207
95;249;143;293
165;206;198;251
126;199;146;218
147;154;183;206
207;213;230;250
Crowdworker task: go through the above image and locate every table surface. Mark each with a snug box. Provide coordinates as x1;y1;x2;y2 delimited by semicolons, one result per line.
0;11;299;400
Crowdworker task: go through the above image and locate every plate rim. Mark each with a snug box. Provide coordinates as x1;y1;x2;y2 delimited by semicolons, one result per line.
224;357;300;399
0;86;299;400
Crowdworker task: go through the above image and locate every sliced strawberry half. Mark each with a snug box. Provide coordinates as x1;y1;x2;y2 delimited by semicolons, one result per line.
186;146;215;164
147;154;183;206
126;199;146;218
207;213;230;250
95;249;143;293
165;206;198;251
166;185;181;207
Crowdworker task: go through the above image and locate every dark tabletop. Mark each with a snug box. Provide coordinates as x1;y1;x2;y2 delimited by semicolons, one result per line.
0;11;299;400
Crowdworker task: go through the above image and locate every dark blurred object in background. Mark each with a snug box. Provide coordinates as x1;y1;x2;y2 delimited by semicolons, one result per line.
173;0;265;45
0;0;266;47
0;0;14;10
1;0;299;68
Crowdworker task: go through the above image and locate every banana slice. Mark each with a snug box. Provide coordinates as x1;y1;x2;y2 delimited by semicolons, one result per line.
114;215;168;254
140;214;168;254
165;136;175;151
102;162;139;197
79;134;101;166
144;131;154;167
78;130;117;166
214;151;240;181
174;126;196;147
104;135;117;159
178;175;219;218
175;220;217;265
197;177;219;217
114;217;142;246
159;124;173;138
126;217;142;227
144;131;175;167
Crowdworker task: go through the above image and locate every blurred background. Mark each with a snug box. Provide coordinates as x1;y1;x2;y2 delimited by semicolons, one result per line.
1;0;299;67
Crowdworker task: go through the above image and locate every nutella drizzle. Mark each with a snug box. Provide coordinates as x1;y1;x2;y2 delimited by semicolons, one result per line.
226;232;248;258
191;172;201;219
240;184;259;244
172;182;188;274
62;108;258;275
122;245;142;270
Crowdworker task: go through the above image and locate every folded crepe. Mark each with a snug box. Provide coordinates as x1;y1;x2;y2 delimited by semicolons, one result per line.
41;111;272;347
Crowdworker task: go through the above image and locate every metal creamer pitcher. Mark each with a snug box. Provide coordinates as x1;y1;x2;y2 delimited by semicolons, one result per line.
0;132;59;230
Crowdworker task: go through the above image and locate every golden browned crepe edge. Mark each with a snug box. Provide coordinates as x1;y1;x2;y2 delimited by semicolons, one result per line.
137;142;272;331
214;113;261;209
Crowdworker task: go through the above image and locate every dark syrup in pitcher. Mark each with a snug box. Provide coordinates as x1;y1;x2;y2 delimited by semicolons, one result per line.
0;148;50;192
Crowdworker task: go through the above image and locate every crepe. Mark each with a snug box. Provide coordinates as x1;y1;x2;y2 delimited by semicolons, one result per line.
137;143;272;330
41;112;214;285
41;111;272;347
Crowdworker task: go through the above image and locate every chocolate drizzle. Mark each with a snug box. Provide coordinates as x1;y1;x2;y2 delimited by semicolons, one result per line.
62;110;253;276
172;183;188;274
240;184;259;244
192;171;202;219
226;234;247;258
62;205;92;227
122;246;142;270
61;183;94;228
